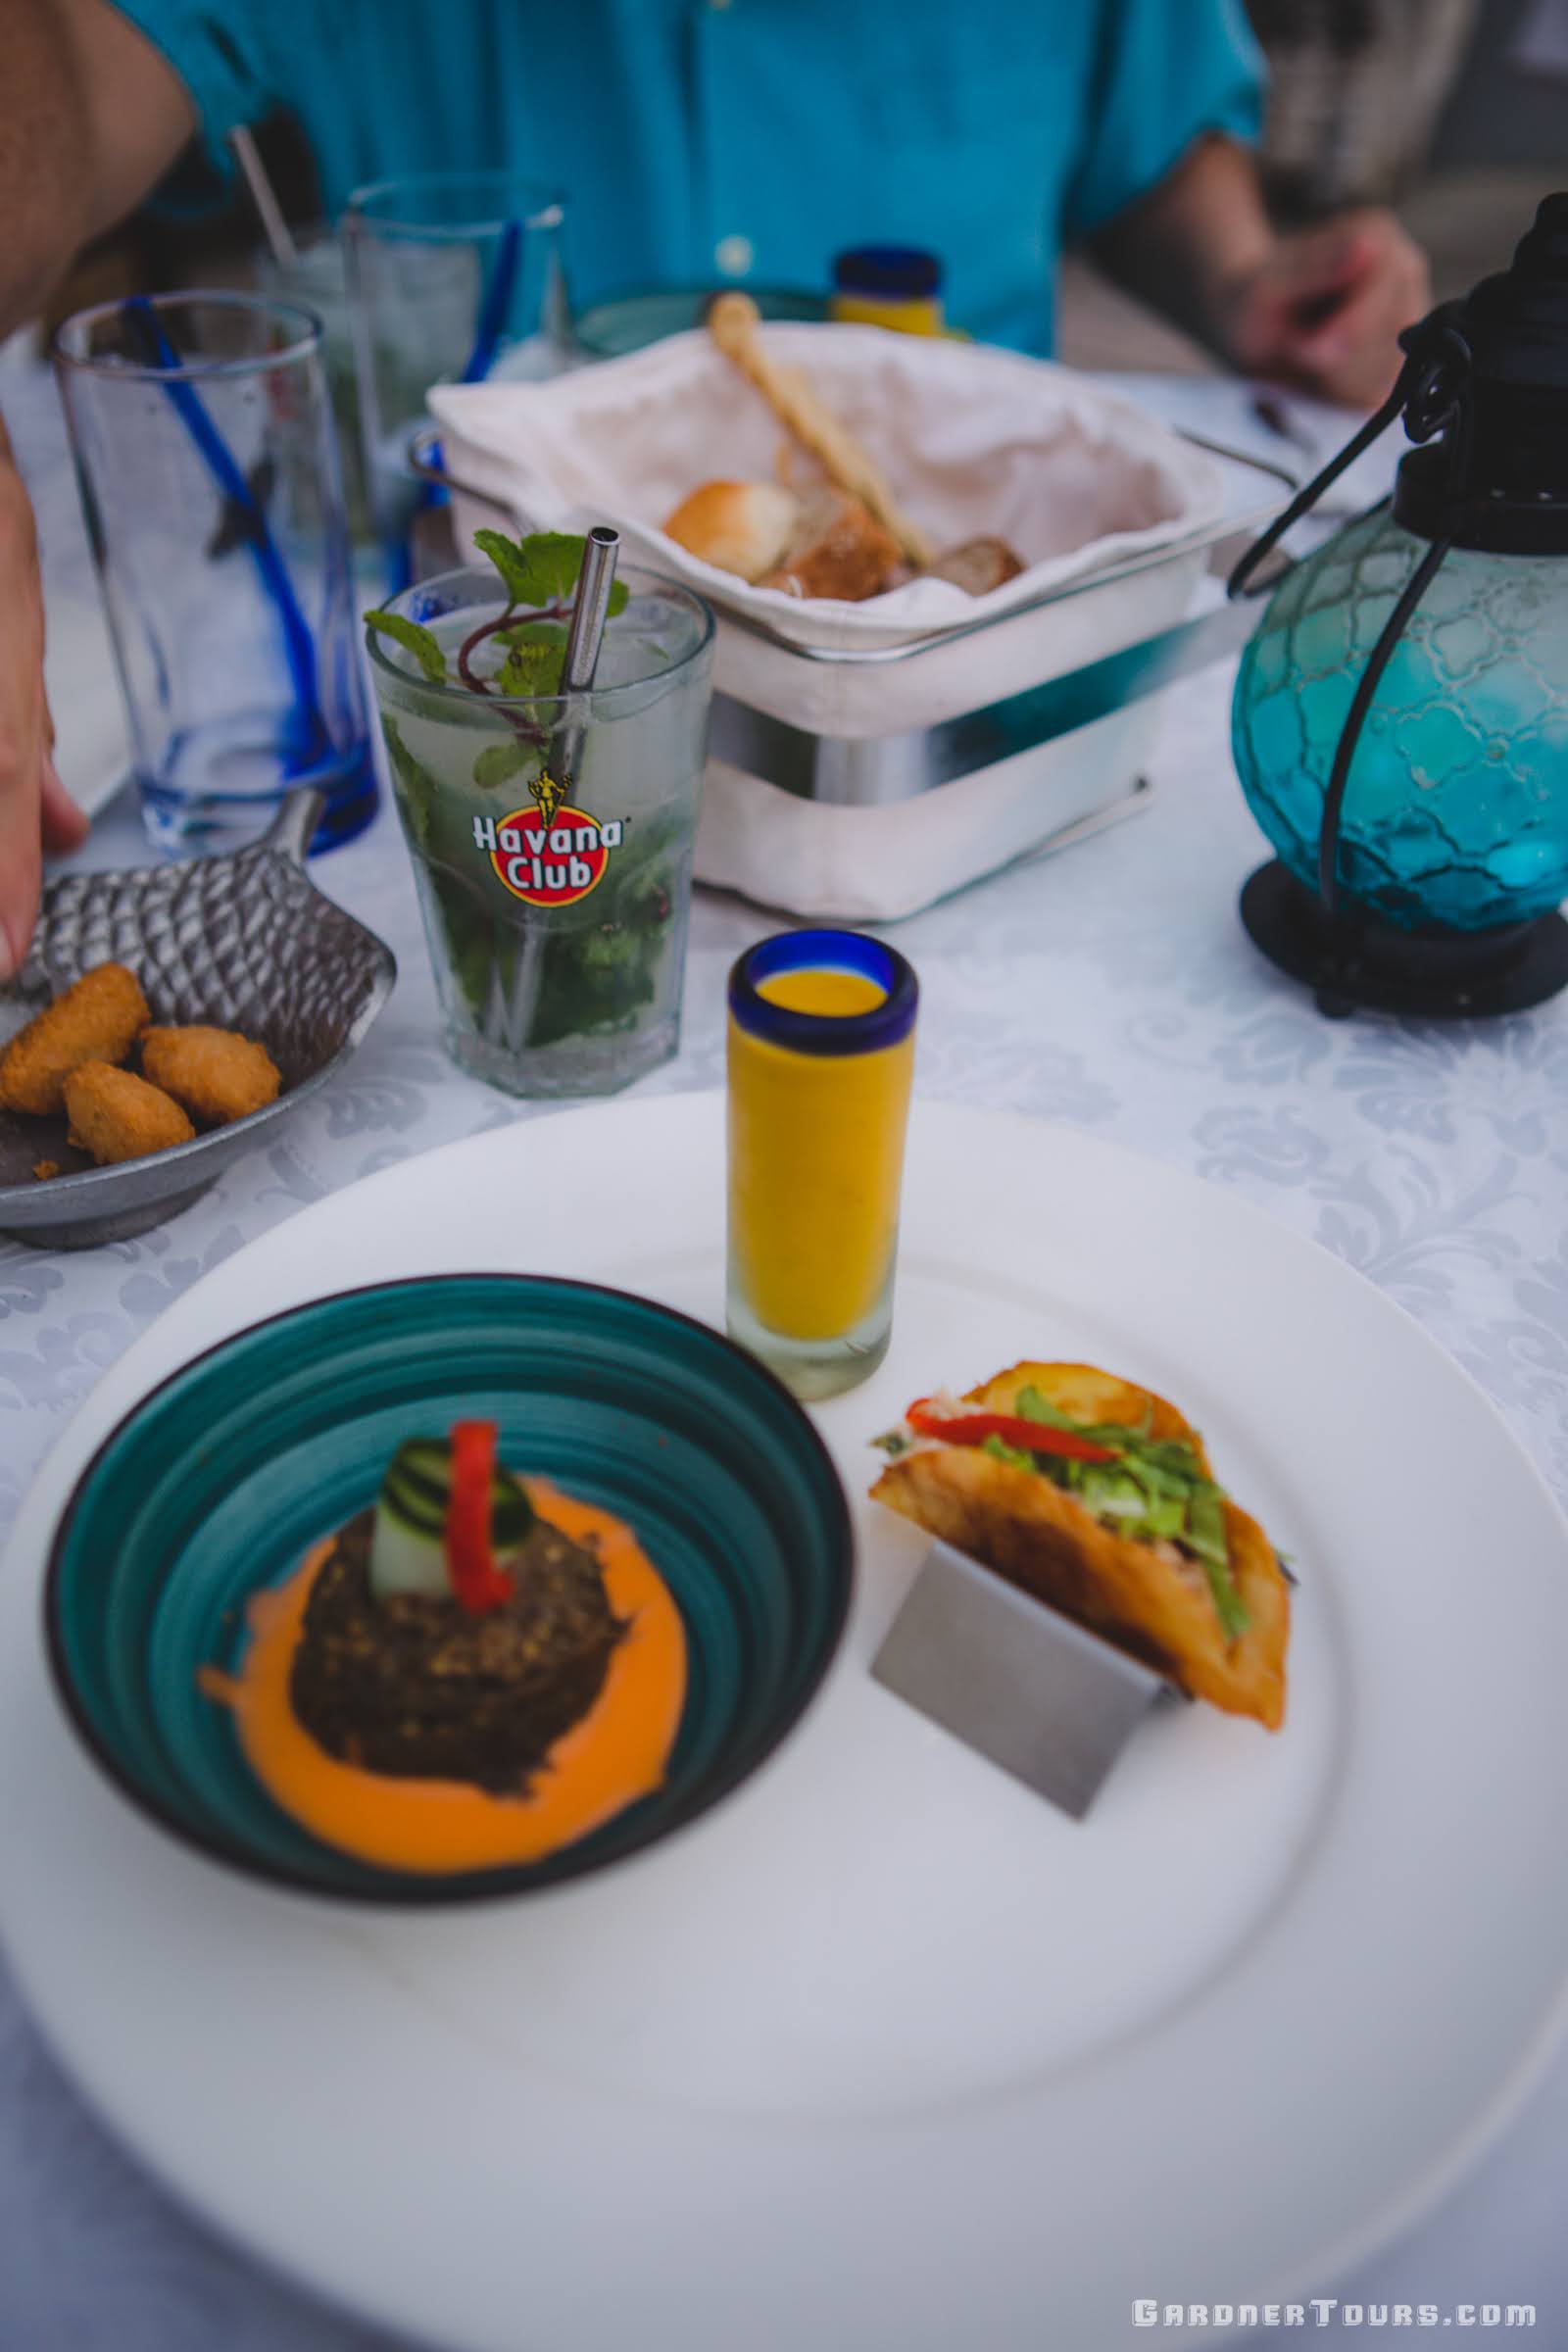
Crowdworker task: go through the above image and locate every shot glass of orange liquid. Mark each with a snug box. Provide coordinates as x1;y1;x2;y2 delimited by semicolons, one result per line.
726;928;918;1400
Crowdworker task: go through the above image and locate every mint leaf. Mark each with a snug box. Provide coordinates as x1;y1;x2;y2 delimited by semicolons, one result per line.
514;531;585;603
366;609;447;684
497;617;568;653
606;580;630;616
473;528;583;608
379;718;437;848
474;528;549;604
474;528;631;617
496;637;564;697
472;738;531;790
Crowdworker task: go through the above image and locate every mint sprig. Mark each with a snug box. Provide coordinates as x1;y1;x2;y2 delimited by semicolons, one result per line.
472;528;628;619
494;621;567;699
366;609;447;683
366;530;629;791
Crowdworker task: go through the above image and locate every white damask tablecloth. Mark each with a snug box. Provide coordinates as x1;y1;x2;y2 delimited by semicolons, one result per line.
2;361;1567;2350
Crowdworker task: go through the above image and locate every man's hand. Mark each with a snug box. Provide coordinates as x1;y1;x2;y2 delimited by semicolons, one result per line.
0;0;194;977
1214;209;1431;411
0;434;87;983
1091;137;1432;416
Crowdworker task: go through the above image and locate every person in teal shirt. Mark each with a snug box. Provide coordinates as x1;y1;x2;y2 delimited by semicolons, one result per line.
1;0;1428;970
123;0;1267;355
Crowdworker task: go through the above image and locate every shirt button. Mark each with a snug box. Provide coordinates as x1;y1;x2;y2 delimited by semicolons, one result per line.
715;234;754;277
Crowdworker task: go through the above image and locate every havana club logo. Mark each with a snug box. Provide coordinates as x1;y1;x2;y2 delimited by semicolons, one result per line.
470;767;623;906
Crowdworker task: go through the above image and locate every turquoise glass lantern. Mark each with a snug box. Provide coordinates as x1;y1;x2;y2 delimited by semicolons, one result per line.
1231;195;1568;1016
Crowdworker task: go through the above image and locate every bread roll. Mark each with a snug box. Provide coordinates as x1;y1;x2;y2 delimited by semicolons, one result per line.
924;536;1025;596
759;486;903;602
662;480;802;582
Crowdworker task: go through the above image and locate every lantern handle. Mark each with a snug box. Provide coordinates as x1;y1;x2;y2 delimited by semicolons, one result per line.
1226;310;1473;601
1226;359;1418;600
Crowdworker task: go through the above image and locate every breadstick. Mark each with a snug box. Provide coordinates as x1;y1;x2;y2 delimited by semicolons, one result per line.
707;292;935;566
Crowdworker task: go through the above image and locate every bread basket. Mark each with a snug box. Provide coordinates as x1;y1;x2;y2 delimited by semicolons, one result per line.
424;328;1291;919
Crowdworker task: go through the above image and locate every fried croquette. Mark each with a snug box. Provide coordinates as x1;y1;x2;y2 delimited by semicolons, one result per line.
0;962;150;1116
139;1025;282;1125
63;1062;196;1166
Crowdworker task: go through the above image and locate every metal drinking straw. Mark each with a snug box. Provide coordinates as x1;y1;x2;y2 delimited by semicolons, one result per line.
562;528;620;692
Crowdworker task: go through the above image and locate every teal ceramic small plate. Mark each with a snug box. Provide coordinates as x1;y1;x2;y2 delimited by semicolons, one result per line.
45;1275;853;1904
571;285;828;360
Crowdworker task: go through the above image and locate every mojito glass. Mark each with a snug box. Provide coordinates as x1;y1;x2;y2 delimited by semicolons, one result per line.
367;564;714;1097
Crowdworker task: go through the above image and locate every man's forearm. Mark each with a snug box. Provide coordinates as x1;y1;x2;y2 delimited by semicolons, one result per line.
0;0;195;340
1088;133;1275;359
1088;129;1430;408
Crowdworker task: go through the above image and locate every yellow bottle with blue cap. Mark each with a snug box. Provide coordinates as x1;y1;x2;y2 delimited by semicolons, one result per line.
830;246;945;336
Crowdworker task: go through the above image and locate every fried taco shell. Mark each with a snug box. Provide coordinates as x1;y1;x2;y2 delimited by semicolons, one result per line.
871;1361;1289;1729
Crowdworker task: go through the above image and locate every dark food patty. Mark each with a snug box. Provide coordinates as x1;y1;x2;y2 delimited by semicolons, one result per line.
290;1510;627;1792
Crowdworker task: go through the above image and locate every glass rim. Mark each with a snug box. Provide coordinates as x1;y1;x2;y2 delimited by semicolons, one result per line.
52;290;322;381
365;562;715;716
345;170;566;241
728;931;919;1057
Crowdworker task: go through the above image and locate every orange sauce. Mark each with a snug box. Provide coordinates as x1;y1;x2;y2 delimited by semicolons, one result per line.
200;1479;686;1876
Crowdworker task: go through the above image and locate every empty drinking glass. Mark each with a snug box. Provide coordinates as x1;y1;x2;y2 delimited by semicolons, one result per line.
255;228;373;546
54;292;376;855
345;172;572;582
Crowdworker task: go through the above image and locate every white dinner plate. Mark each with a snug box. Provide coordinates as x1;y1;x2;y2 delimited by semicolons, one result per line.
2;1095;1566;2352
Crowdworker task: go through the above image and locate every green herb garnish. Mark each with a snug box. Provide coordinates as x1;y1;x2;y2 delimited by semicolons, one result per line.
1011;1385;1250;1638
366;609;448;683
366;531;628;776
470;738;531;791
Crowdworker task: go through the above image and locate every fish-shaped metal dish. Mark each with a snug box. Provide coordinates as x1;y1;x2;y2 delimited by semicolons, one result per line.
0;790;396;1250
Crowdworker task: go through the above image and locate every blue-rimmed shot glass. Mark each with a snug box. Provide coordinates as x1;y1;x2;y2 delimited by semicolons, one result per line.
54;293;376;856
727;928;918;1400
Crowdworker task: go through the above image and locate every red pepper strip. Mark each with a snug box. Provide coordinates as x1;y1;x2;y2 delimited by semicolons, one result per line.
906;1398;1117;1464
445;1419;514;1614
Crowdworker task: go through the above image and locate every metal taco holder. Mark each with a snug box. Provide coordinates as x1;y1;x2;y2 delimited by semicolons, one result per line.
872;1531;1298;1819
407;423;1295;856
870;1536;1181;1821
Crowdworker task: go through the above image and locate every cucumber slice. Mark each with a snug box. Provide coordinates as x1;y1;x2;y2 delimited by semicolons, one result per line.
368;1504;450;1600
368;1435;534;1601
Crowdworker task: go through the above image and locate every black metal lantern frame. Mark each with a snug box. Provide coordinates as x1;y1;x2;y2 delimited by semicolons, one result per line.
1225;195;1568;1020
